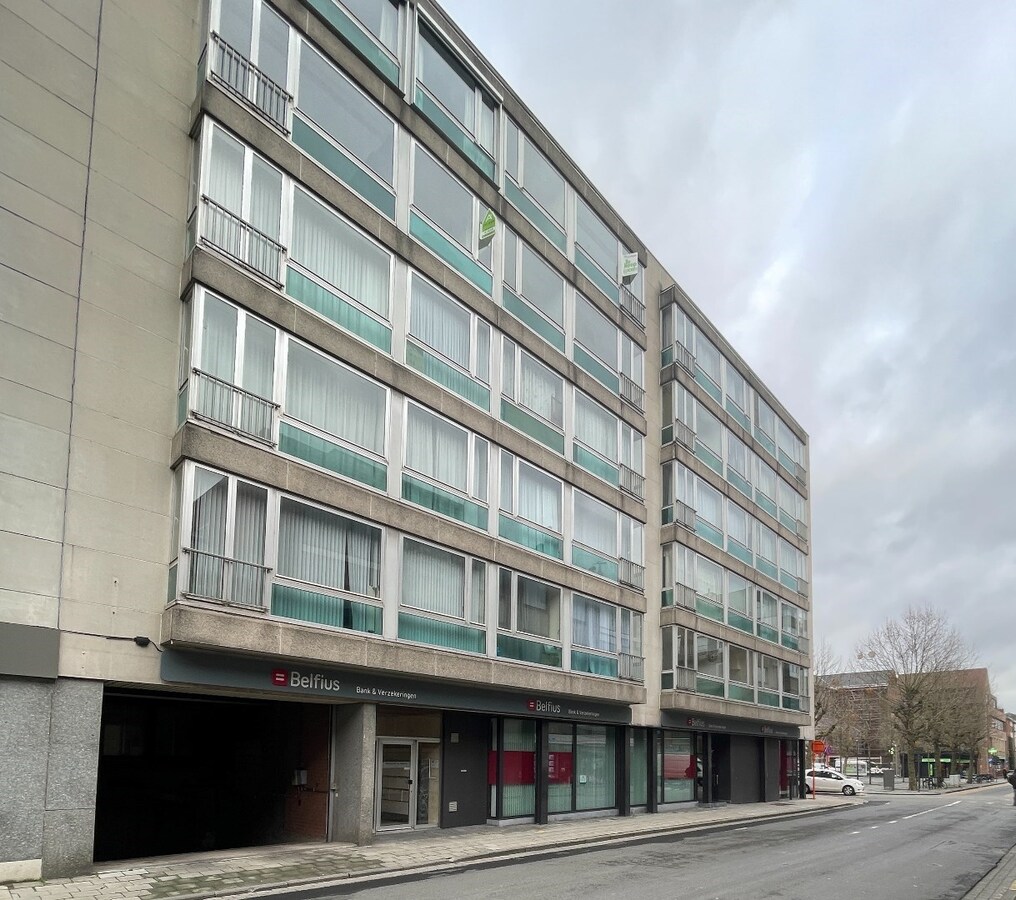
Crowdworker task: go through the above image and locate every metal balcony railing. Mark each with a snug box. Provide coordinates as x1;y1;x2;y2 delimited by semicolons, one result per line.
620;465;645;500
619;284;646;328
191;369;279;444
199;195;285;285
673;341;695;374
619;652;645;683
209;32;292;133
675;420;696;449
620;373;645;411
674;500;695;531
674;583;697;609
182;547;270;608
619;557;645;591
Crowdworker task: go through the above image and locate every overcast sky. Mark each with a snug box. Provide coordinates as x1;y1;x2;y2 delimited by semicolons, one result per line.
440;0;1016;713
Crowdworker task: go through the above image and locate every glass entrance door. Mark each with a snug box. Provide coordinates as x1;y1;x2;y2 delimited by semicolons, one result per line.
376;740;441;831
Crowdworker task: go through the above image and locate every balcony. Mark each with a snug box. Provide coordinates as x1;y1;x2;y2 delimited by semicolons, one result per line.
620;372;645;412
673;584;696;609
619;284;646;328
674;500;695;531
207;32;292;133
675;420;695;450
673;341;695;374
620;464;645;500
182;547;271;609
620;652;645;683
619;557;645;591
197;195;286;285
190;368;279;444
673;667;695;691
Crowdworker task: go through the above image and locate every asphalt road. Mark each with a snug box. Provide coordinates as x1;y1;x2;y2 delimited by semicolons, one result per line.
316;784;1016;900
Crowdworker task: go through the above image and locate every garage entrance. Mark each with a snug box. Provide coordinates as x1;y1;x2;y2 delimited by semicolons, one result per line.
94;689;331;861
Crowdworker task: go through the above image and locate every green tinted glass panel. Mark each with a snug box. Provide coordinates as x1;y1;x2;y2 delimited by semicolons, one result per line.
661;588;674;607
572;444;619;485
661;671;674;690
410;212;493;294
398;611;485;653
755;428;776;457
694;442;723;475
177;387;187;425
779;509;797;530
573;345;619;393
728;611;754;634
571;649;619;678
661;424;674;444
694;519;723;548
414;86;495;180
780;572;799;591
725;400;750;432
757;494;778;518
694;368;722;404
661;345;674;367
757;624;779;643
575;247;619;303
401;474;488;529
779;450;796;474
286;267;392;352
781;633;801;651
695;597;723;622
571;545;619;582
279;422;387;490
497;634;562;667
292;115;396;218
728;541;753;566
167;563;177;601
758;690;780;708
756;558;779;580
498;514;563;559
500;399;565;454
727;469;752;498
729;684;755;703
661;505;674;526
405;342;490;410
696;677;725;698
303;0;399;85
782;696;801;711
272;583;382;633
505;180;566;252
503;288;565;351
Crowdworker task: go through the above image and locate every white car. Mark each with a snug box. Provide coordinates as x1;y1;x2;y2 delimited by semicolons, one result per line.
805;768;865;796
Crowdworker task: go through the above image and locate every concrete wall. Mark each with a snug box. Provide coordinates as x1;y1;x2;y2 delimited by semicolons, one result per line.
330;703;377;845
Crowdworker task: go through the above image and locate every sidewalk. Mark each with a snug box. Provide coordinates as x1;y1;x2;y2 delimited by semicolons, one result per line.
0;796;856;900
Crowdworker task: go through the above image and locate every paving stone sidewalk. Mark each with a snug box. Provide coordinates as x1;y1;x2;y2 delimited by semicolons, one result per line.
0;796;855;900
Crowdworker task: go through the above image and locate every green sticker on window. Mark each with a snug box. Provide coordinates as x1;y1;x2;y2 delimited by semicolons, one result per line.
479;208;496;242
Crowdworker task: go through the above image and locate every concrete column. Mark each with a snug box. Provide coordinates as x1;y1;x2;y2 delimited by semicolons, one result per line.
329;703;376;845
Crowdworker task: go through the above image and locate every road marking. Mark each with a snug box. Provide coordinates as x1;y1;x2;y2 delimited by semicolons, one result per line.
901;801;962;820
888;820;898;824
850;831;861;835
870;826;879;829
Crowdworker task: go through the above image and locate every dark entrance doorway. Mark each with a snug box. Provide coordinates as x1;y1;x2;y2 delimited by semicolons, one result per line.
94;689;330;861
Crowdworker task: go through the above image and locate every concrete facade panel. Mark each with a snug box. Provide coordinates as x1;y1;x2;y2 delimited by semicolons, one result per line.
0;472;66;542
0;209;82;297
82;220;182;294
75;300;179;389
0;62;92;164
70;405;172;466
0;171;83;246
0;589;59;629
63;490;172;565
61;546;170;616
71;353;177;436
68;437;173;515
2;0;97;64
0;6;96;114
0;379;72;434
0;323;74;402
81;252;182;343
0;531;62;597
39;0;101;37
0;259;79;349
0;414;70;487
40;808;95;879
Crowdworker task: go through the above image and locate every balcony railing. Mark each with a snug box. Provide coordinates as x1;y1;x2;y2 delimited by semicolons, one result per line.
190;368;279;444
208;32;292;133
620;465;645;500
620;373;645;411
619;284;646;328
198;195;286;285
619;557;645;591
675;420;695;450
673;342;695;374
674;583;696;609
182;547;270;608
620;652;645;683
674;500;695;531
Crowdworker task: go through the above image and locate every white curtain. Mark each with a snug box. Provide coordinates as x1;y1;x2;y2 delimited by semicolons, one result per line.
695;480;722;529
277;498;380;596
573;493;616;556
401;539;464;617
241;315;275;398
218;0;253;59
470;561;485;624
574;393;617;462
232;481;267;604
249;157;282;240
519;354;562;426
757;524;777;563
405;405;467;492
516;576;559;639
694;556;723;604
573;595;615;652
207;128;244;214
291;189;389;316
190;468;227;598
521;245;563;325
727;501;749;547
517;463;560;531
200;295;237;381
409;276;470;369
285;342;385;453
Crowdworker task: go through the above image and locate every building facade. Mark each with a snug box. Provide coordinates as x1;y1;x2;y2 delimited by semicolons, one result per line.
0;0;813;880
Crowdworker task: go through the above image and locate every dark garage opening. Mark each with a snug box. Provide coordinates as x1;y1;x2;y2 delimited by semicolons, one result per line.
94;689;330;861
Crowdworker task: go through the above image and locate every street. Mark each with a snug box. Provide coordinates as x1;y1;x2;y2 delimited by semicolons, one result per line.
312;785;1016;900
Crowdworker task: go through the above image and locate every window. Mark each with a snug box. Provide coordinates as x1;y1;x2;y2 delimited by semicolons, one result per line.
694;478;723;544
573;491;617;558
295;40;395;185
290;187;392;317
727;433;751;494
505;118;566;246
574;391;619;465
755;396;777;455
416;22;495;168
621;516;643;566
183;466;268;606
694;332;721;399
694;556;723;606
620;333;644;389
782;602;806;639
728;646;753;686
778;478;800;529
574;294;618;375
756;522;778;575
342;0;400;57
725;362;749;420
277;496;381;597
502;340;564;429
782;663;802;697
621;423;644;477
758;655;780;692
500;451;562;534
498;569;561;641
506;233;564;326
727;501;752;560
661;302;694;358
757;590;779;633
727;572;751;617
757;459;778;510
401;538;484;623
576;196;618;280
572;594;617;653
405;403;487;502
284;340;386;455
695;406;723;470
408;272;490;384
696;636;725;679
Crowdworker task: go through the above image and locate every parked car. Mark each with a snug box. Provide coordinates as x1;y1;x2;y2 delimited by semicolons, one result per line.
805;768;865;796
973;773;994;783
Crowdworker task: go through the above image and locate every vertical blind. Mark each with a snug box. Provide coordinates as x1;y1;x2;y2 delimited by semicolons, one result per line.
401;539;465;618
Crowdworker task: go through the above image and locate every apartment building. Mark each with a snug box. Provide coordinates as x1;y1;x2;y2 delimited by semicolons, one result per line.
0;0;812;879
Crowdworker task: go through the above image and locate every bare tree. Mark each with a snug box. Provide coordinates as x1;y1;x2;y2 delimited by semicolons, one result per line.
813;642;865;766
855;605;973;790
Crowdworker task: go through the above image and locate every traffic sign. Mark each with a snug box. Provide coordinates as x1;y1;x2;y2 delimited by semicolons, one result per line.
811;740;826;754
